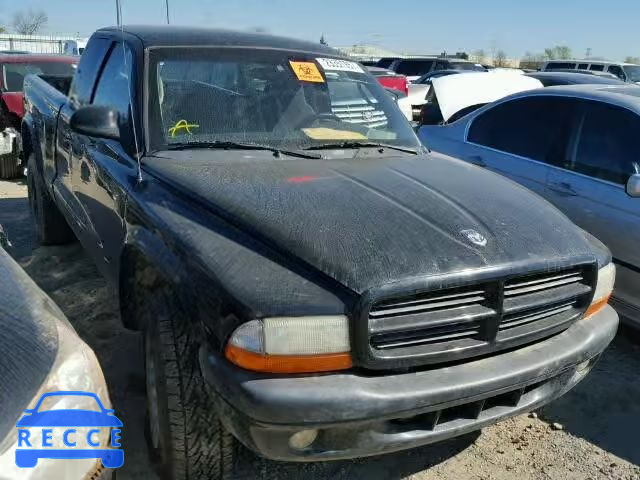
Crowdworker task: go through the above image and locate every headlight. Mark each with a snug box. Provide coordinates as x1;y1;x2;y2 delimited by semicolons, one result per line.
0;318;112;479
225;316;352;373
585;263;616;318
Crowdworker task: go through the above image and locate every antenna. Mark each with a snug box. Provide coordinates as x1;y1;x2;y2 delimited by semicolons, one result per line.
116;0;122;26
165;0;170;24
118;1;143;183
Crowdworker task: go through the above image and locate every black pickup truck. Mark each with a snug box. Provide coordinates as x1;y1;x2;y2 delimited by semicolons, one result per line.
22;26;618;479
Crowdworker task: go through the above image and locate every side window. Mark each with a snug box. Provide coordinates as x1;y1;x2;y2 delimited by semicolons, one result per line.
397;60;434;76
578;63;589;70
607;65;625;80
589;64;604;71
68;37;110;107
434;60;449;71
546;62;576;70
91;43;133;120
467;96;578;164
573;102;640;184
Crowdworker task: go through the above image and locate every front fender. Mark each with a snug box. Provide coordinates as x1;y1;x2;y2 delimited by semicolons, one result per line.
118;226;189;331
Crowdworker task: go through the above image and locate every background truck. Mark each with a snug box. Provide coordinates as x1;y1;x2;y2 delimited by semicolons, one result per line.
22;26;618;480
0;53;77;178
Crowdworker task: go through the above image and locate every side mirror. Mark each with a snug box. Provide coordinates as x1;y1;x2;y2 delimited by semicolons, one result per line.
70;105;120;141
626;174;640;197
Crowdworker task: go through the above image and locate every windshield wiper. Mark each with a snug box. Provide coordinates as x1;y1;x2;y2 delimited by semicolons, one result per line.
303;142;420;155
165;141;322;159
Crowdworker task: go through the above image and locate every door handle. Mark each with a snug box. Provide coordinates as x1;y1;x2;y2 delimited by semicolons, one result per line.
548;181;577;196
467;155;486;168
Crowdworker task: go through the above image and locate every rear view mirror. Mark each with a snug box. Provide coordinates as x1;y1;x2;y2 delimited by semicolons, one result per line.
70;105;120;141
626;174;640;197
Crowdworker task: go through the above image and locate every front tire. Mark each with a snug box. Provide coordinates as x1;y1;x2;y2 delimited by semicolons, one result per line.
26;153;74;245
142;285;237;480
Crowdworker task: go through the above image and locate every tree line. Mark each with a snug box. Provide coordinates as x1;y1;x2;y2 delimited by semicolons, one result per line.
0;9;49;35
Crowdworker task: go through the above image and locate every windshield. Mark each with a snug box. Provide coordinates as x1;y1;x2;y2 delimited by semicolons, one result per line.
2;61;76;92
148;48;420;152
624;66;640;82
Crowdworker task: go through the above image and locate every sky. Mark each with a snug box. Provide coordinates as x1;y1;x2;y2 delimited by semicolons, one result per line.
2;0;639;61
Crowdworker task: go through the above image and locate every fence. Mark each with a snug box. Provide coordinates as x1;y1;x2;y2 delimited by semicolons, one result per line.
0;33;80;54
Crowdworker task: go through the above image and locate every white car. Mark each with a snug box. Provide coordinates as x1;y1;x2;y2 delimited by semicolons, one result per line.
0;247;113;479
62;39;88;56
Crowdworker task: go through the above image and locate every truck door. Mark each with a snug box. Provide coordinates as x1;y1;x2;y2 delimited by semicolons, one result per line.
72;41;137;281
55;37;110;242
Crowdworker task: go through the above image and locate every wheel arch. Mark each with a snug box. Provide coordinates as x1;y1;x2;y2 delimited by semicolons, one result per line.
118;226;189;331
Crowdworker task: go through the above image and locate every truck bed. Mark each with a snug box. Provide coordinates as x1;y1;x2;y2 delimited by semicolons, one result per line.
23;74;71;186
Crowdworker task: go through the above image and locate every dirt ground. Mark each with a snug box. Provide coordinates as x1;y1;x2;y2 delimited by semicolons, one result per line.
2;178;640;480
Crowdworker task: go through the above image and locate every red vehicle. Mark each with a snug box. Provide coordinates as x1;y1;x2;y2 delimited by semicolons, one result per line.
367;66;409;95
0;54;77;178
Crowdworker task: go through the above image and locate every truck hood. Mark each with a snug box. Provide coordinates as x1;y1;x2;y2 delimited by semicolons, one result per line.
145;151;595;294
1;92;24;118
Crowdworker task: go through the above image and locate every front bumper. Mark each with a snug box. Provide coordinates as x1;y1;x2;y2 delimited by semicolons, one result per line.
201;306;618;461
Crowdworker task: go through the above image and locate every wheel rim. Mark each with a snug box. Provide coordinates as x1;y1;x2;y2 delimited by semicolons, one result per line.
145;327;161;450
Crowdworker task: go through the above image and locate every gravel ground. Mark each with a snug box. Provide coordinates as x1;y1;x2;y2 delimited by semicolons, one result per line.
1;178;639;480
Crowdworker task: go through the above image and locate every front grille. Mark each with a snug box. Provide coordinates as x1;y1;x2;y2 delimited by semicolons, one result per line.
332;100;388;129
361;265;595;369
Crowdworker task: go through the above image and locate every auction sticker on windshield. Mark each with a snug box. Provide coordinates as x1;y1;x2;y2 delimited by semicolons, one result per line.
289;61;325;83
316;58;364;73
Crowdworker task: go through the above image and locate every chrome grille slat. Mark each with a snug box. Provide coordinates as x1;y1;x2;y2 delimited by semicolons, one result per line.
374;328;480;349
370;294;486;318
505;271;582;289
500;302;575;330
505;275;583;296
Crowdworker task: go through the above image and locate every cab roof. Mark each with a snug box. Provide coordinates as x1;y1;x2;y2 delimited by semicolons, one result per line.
98;25;340;56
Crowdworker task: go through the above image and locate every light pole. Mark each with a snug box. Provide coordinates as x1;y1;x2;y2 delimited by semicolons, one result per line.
165;0;170;24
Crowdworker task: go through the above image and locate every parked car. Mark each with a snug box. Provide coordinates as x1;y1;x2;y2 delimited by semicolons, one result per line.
63;39;88;56
418;71;543;125
389;57;484;82
418;84;640;326
367;66;409;95
408;70;477;120
0;245;112;479
546;68;620;79
526;71;627;86
542;60;640;83
384;87;413;121
0;53;77;179
375;56;401;69
23;26;618;480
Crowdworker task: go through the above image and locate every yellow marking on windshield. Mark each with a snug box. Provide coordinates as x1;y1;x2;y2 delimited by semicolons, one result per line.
168;119;200;137
302;128;367;140
289;61;325;83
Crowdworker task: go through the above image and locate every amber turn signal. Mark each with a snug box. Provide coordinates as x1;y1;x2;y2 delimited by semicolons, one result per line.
225;344;352;374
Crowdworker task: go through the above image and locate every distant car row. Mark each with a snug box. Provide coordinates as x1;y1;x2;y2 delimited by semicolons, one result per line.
542;59;640;83
0;53;77;179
